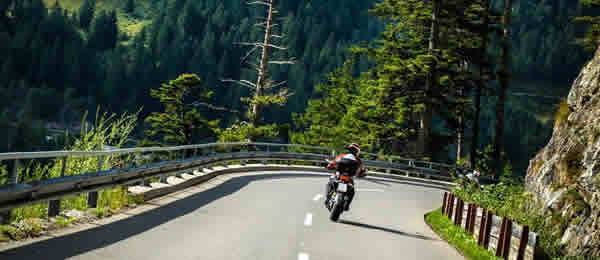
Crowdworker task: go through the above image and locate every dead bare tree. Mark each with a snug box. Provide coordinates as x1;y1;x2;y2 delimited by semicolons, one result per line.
223;0;295;128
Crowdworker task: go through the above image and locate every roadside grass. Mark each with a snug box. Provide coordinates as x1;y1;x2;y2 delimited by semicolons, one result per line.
453;183;563;257
425;208;500;260
0;111;140;242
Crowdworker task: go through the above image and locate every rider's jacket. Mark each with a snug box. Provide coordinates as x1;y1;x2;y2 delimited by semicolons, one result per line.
326;153;365;177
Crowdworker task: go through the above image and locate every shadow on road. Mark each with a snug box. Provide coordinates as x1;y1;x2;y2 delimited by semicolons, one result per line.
0;173;322;260
338;220;437;241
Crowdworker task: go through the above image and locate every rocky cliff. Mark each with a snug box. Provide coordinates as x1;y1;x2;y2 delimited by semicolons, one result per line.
526;47;600;256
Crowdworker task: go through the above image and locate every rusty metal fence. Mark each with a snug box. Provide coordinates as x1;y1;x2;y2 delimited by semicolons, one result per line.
441;192;538;260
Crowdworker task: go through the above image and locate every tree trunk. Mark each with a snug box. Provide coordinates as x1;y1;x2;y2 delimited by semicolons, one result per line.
251;0;276;126
493;0;511;177
457;61;467;162
419;0;440;158
457;113;464;162
471;0;490;169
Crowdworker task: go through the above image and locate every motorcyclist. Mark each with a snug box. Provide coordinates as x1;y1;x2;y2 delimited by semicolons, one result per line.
324;143;367;210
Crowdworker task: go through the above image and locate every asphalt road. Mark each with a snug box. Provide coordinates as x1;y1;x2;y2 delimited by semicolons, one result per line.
0;171;463;260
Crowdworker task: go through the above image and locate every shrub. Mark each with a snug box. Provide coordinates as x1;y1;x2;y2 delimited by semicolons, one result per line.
453;182;564;257
0;225;23;240
6;110;139;222
92;207;110;218
554;100;570;128
54;216;75;228
13;218;44;238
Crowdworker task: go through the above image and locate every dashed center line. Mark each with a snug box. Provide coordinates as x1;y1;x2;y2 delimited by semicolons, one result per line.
312;194;323;201
298;252;310;260
304;213;313;226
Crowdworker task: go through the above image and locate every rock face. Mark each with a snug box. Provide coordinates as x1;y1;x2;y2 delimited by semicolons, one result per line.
526;47;600;256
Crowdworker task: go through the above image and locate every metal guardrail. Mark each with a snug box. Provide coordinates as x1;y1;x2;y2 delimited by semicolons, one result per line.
0;142;461;215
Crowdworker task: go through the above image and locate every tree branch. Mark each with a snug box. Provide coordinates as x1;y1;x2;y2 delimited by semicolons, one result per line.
247;1;270;6
191;102;240;113
221;79;257;89
269;60;295;65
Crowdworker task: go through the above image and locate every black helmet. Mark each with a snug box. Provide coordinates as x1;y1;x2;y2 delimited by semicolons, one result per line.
346;143;361;156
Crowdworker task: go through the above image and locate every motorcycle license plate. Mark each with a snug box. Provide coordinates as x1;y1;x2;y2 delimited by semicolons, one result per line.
337;183;348;192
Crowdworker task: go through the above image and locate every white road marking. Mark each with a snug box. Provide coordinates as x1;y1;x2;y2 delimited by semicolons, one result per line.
312;194;323;201
356;188;385;192
298;252;309;260
304;213;313;226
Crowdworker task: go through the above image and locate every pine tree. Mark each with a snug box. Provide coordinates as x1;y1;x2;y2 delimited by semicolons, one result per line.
493;0;512;177
576;0;600;51
144;74;218;145
220;0;295;142
124;0;135;14
78;0;96;29
88;10;118;51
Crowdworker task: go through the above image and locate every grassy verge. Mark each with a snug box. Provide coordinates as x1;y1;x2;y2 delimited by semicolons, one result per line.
453;183;562;256
0;111;142;243
425;208;500;260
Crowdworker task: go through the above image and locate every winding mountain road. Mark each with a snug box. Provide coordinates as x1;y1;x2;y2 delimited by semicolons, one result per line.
0;171;462;260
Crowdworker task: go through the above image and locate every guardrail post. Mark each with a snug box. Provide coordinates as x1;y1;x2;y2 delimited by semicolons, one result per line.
1;159;20;223
482;211;493;249
496;217;508;257
478;208;488;246
447;193;455;219
9;159;19;184
516;225;529;260
87;156;103;208
464;203;472;230
468;204;477;234
386;158;391;173
454;199;463;226
48;157;68;217
501;219;512;259
442;192;448;215
159;175;168;183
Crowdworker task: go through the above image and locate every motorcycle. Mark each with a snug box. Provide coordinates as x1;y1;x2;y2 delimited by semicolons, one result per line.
326;174;353;222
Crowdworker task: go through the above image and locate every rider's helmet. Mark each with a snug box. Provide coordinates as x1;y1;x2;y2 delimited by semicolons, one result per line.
346;143;361;156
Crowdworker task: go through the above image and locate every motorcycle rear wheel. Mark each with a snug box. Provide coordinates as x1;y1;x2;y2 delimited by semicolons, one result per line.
329;194;344;222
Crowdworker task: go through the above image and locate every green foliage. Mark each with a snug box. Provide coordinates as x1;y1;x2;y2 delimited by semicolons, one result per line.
292;60;366;149
1;0;586;165
453;183;564;257
144;74;218;145
576;0;600;52
425;209;500;260
78;0;96;29
0;225;25;240
123;0;135;13
88;10;119;51
218;122;278;143
7;110;139;222
554;100;571;128
511;0;588;78
54;216;75;228
294;0;490;158
92;207;110;218
13;218;44;237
